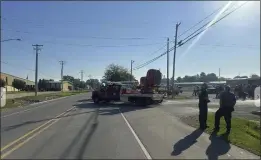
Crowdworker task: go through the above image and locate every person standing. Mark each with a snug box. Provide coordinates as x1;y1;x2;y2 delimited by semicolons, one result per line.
198;83;210;130
214;85;236;134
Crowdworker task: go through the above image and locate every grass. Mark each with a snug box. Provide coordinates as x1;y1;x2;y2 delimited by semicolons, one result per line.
180;113;261;156
7;91;33;94
1;90;88;110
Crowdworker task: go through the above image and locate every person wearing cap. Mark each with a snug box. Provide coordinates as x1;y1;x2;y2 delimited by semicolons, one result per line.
214;85;236;134
198;83;210;130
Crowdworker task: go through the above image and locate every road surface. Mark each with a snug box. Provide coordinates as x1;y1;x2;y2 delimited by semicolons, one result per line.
1;93;259;159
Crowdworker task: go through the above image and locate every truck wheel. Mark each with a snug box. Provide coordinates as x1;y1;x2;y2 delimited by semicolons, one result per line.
93;97;100;104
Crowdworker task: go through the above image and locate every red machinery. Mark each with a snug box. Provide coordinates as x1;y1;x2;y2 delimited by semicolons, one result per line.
140;69;162;93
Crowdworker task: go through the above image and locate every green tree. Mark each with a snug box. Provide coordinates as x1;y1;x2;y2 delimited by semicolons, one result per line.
12;79;26;90
0;79;6;87
206;73;218;81
79;81;86;89
218;77;226;81
103;64;135;81
63;75;74;83
86;79;100;89
73;78;81;90
176;77;182;82
199;72;206;82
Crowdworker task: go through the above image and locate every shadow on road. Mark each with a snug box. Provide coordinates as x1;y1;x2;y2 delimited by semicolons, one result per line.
2;110;95;132
171;128;204;156
75;100;152;116
60;110;98;159
77;99;93;103
76;122;98;159
206;131;231;160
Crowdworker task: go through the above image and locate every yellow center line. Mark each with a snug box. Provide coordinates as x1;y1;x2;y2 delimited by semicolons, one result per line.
1;106;75;153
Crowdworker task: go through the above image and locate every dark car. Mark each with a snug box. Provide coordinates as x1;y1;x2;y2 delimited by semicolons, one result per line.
206;85;217;94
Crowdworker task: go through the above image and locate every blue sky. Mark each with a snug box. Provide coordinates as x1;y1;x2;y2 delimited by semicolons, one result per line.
1;1;260;82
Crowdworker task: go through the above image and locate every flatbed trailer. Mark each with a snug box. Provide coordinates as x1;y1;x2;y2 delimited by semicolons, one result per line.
91;82;164;106
119;93;164;105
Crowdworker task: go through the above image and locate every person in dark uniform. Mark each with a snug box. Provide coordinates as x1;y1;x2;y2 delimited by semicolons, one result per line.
214;85;236;134
198;83;210;130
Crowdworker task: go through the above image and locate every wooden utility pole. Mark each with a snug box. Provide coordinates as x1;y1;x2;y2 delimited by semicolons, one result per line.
32;44;43;96
59;61;66;91
130;60;134;81
172;22;181;98
80;70;84;81
167;38;170;94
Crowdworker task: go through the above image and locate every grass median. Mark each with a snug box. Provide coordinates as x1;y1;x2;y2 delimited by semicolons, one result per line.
2;90;89;110
180;113;261;156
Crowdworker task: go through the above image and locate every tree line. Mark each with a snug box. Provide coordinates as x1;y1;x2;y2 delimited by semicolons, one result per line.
1;64;259;90
0;76;101;91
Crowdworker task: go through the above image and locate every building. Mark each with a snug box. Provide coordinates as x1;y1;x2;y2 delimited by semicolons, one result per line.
0;72;74;92
0;72;35;92
45;80;74;91
226;78;261;88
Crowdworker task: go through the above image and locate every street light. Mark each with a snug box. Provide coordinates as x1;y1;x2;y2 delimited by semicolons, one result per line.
1;38;21;42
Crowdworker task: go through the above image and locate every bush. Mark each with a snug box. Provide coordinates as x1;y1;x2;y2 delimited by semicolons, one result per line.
0;79;6;87
12;79;26;90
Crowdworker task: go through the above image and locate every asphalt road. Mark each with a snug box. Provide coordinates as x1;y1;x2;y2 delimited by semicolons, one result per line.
1;93;260;159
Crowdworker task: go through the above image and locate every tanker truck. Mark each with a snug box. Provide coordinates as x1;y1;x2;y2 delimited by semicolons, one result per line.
91;69;164;106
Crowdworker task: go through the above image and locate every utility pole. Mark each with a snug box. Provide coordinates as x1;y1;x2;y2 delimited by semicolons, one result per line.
32;44;43;96
172;22;181;99
167;38;170;95
80;70;84;81
130;60;135;81
218;68;220;81
59;61;66;91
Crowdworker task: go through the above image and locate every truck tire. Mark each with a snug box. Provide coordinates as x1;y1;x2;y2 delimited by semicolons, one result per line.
93;96;100;104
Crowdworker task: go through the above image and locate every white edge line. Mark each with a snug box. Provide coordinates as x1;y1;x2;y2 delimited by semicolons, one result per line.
119;109;152;160
1;93;84;118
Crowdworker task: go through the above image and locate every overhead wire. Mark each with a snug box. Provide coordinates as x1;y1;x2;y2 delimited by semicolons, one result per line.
177;2;232;38
177;2;238;42
1;61;60;80
179;1;249;47
1;28;167;40
133;1;249;70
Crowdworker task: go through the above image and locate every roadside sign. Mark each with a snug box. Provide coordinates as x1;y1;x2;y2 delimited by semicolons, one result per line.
1;87;6;107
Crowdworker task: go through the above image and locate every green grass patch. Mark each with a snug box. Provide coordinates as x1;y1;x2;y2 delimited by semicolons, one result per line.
180;113;261;156
1;90;88;110
6;91;33;94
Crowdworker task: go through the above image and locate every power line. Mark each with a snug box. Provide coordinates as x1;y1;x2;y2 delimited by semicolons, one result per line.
178;2;233;38
133;43;167;67
37;41;166;48
178;2;245;41
1;60;59;80
1;28;167;40
133;2;249;70
179;1;249;47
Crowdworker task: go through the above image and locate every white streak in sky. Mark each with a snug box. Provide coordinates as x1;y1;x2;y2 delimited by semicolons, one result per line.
176;1;233;64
